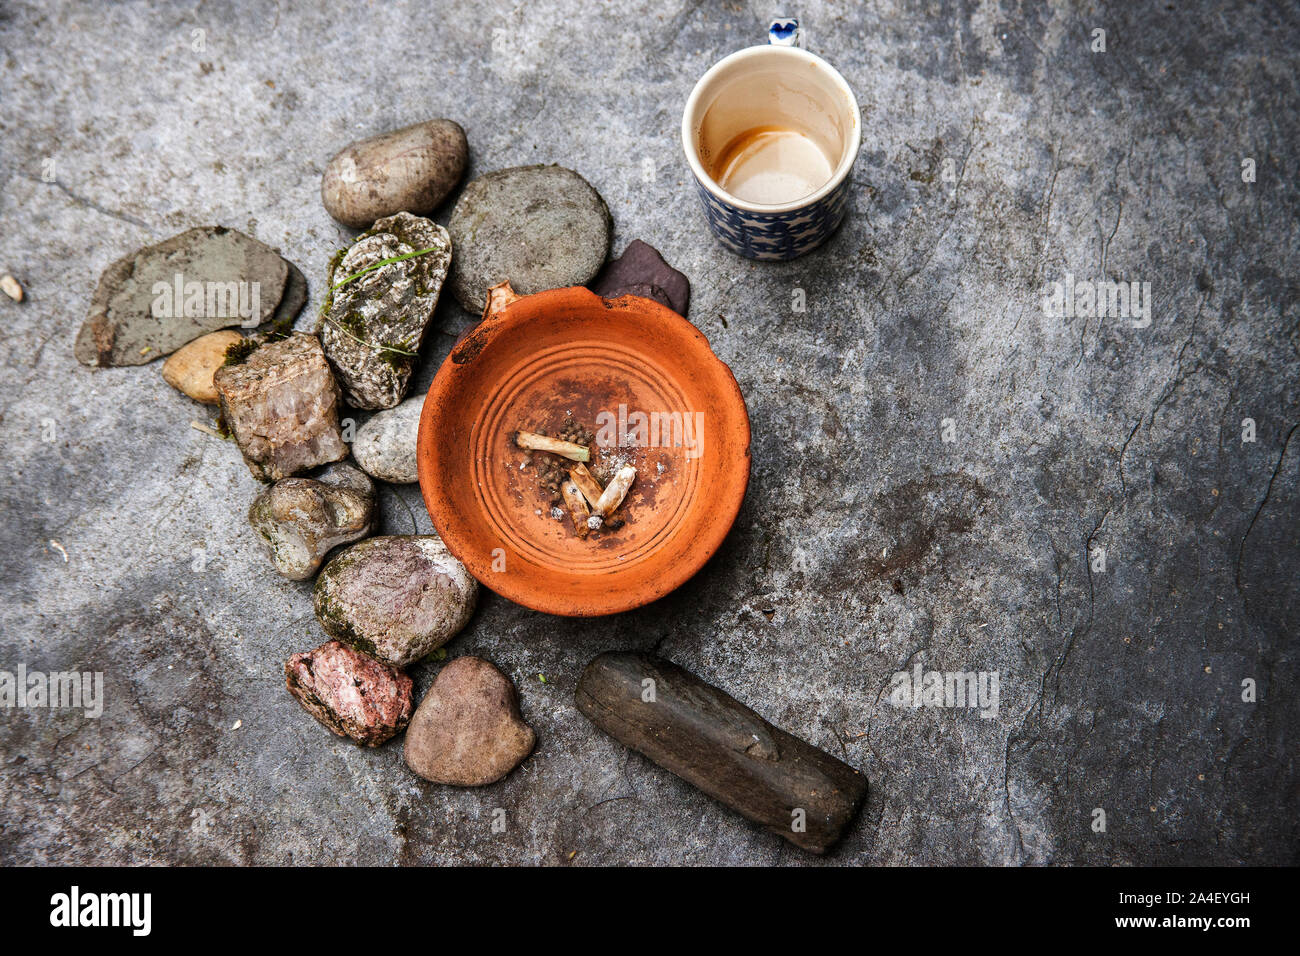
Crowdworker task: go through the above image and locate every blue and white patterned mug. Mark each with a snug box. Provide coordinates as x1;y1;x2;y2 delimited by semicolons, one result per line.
681;19;861;261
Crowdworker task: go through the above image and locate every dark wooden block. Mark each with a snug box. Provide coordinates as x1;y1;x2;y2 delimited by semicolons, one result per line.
576;651;868;854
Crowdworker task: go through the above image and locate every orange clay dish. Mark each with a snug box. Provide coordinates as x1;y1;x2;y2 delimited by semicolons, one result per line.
416;286;751;617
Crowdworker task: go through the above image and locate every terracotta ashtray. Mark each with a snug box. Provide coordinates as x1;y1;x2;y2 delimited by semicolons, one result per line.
417;286;751;616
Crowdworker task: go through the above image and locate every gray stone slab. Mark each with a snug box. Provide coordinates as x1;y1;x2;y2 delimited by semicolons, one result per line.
0;0;1295;865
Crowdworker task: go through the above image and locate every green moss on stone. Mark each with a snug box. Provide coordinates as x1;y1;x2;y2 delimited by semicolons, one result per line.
222;337;261;367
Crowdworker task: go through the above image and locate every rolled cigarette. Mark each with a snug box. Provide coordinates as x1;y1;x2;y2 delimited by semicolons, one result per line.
560;479;590;539
586;464;636;530
567;462;605;507
514;430;590;462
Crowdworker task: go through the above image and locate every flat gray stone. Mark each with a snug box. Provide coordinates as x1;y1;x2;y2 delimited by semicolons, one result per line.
270;259;308;333
448;164;611;313
75;226;289;367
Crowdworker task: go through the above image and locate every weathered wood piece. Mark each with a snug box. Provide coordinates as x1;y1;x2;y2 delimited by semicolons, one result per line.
575;651;868;854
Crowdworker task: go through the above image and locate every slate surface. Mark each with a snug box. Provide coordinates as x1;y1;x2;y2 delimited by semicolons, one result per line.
0;0;1295;865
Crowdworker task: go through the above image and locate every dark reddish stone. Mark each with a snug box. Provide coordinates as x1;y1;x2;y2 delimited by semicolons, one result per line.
285;641;414;746
591;240;690;316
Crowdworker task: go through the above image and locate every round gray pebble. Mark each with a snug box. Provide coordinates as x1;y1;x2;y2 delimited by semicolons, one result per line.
352;395;424;484
447;164;611;314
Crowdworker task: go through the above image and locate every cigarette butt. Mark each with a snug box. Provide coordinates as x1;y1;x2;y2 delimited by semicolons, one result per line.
561;479;590;538
588;465;636;529
515;430;590;462
568;462;604;506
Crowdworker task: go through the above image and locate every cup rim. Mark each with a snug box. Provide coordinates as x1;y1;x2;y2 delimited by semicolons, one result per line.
681;45;861;215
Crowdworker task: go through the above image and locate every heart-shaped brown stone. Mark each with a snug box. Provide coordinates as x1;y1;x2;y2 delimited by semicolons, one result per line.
403;656;535;786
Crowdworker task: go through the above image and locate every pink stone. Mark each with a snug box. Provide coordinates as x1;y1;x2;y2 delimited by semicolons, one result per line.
285;641;414;747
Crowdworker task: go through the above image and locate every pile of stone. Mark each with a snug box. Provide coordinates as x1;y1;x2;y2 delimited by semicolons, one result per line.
71;117;702;797
64;111;875;853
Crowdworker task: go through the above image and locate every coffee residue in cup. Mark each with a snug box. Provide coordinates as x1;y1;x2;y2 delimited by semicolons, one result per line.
706;124;834;205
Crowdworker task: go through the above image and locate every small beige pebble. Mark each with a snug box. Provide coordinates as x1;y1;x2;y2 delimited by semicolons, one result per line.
162;329;244;404
0;275;23;302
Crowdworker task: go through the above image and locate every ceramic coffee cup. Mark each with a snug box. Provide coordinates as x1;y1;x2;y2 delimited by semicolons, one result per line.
681;19;861;261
